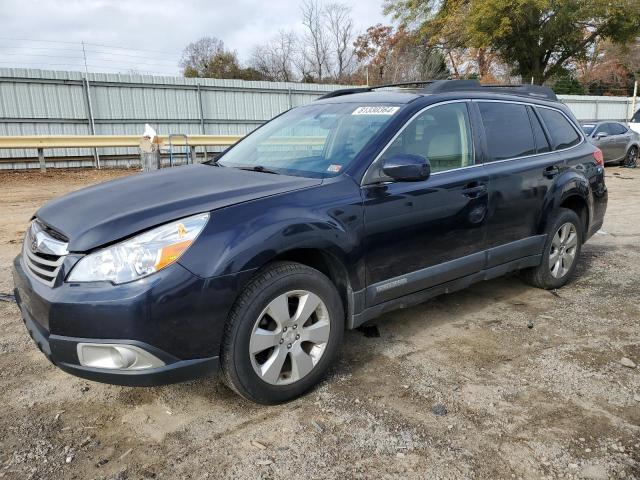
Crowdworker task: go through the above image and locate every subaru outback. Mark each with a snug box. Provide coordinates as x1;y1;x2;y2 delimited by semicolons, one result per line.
13;80;608;404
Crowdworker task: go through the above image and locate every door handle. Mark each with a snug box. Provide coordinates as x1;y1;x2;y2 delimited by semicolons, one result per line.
462;183;487;198
544;165;560;178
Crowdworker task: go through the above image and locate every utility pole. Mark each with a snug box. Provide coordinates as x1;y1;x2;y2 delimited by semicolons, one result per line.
631;80;638;122
82;41;100;169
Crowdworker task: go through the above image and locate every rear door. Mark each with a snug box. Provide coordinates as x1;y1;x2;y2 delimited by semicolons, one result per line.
608;122;630;160
361;101;489;306
475;101;568;267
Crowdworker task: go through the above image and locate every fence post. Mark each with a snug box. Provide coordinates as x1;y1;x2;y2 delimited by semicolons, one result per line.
196;83;206;134
594;98;599;120
37;148;46;173
190;145;197;164
82;77;101;169
196;83;207;162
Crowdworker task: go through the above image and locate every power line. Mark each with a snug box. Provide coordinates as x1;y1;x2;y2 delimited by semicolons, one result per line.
0;54;181;68
0;60;180;76
0;37;182;56
0;44;181;62
84;50;180;64
0;52;85;60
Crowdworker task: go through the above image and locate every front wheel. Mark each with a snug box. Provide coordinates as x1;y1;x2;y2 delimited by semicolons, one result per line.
520;208;583;290
220;262;344;404
622;146;638;168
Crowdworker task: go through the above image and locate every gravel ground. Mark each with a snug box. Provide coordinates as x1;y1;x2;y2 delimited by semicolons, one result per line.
0;167;638;480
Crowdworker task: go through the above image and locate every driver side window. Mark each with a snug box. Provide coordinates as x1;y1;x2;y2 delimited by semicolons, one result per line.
379;102;474;175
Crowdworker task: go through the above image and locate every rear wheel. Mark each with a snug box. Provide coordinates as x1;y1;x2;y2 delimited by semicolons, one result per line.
220;262;344;404
622;146;638;168
520;208;583;290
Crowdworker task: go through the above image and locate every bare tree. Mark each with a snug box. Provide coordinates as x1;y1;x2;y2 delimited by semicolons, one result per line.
324;3;355;81
301;0;331;81
250;31;297;82
180;37;226;77
180;36;264;80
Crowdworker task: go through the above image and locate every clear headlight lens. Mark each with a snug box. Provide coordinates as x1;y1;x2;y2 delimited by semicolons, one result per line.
68;213;209;284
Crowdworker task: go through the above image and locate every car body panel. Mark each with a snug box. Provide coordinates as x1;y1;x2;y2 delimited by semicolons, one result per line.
35;164;322;252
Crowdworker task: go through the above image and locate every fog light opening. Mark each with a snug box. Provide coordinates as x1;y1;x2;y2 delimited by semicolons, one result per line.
77;343;165;371
110;346;137;369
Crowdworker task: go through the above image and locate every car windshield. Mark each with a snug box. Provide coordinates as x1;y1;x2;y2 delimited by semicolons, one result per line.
632;109;640;123
217;103;401;178
582;124;596;135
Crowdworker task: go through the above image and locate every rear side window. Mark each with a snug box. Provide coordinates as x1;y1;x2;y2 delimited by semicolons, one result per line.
478;102;535;161
537;108;581;150
609;123;628;135
528;107;550;153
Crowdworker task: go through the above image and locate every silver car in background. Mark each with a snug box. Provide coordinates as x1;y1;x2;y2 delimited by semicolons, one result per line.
582;121;638;167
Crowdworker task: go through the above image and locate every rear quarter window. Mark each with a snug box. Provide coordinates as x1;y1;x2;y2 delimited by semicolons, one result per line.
537;108;581;150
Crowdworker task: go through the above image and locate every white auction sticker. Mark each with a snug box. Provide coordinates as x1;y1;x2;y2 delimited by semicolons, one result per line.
352;106;400;116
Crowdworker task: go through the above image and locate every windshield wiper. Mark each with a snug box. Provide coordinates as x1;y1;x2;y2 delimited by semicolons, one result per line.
236;165;281;175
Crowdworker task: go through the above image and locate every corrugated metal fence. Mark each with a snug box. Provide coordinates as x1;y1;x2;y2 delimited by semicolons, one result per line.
0;68;345;169
0;68;636;169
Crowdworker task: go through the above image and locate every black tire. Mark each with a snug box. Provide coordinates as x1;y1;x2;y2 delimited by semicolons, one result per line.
622;145;638;168
220;261;344;404
520;208;583;290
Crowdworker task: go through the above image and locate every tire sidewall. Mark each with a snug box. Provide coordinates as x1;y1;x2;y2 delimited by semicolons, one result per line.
540;209;583;289
226;266;344;404
624;146;637;167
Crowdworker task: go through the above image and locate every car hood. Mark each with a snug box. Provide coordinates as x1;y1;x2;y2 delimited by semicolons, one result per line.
35;164;321;252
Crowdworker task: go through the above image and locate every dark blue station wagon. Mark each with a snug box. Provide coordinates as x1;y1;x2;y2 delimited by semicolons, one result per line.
13;80;607;403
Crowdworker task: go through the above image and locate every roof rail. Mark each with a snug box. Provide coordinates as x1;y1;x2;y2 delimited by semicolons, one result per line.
479;83;558;101
372;80;439;89
316;79;558;102
316;87;372;100
421;79;558;101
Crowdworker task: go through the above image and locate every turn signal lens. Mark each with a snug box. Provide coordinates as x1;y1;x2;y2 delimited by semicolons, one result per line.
155;239;193;270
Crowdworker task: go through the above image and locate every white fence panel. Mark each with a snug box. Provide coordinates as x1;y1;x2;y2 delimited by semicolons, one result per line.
559;95;634;122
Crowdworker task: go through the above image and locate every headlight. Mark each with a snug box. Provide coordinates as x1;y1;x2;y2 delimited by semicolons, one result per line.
68;213;209;284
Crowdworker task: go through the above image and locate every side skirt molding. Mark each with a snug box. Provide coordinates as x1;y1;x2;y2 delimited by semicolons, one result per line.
347;235;547;328
348;250;544;330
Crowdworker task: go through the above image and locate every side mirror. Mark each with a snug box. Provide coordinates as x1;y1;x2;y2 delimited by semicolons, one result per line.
596;131;608;139
382;154;431;182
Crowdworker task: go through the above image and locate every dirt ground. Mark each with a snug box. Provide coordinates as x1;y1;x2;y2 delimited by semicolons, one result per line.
0;167;638;480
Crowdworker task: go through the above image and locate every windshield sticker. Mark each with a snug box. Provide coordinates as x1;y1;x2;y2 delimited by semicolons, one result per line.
327;164;342;173
352;106;400;116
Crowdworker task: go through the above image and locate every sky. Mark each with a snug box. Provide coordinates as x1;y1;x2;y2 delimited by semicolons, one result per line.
0;0;389;76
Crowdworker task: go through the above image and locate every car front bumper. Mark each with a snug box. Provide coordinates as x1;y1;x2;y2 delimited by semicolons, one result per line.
12;254;252;386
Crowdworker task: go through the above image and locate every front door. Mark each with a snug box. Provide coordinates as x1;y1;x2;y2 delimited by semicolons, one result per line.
607;123;631;160
362;101;489;306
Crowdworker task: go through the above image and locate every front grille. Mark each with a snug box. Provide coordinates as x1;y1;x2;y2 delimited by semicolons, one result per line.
22;220;68;287
23;244;64;286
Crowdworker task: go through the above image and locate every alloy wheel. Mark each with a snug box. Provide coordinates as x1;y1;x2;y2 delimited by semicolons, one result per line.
249;290;330;385
549;222;578;278
626;147;638;167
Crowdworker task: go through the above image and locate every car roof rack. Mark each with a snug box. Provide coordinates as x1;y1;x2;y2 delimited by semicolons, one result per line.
420;79;558;101
316;87;372;100
316;79;558;102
